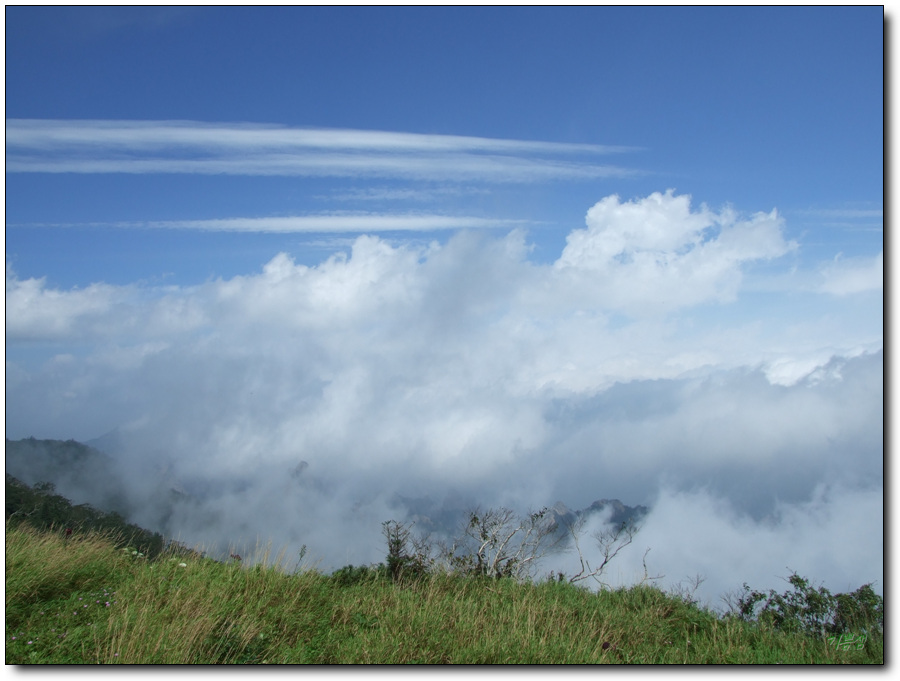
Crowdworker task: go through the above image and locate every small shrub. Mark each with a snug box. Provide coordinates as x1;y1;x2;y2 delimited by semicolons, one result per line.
382;520;433;584
330;564;382;587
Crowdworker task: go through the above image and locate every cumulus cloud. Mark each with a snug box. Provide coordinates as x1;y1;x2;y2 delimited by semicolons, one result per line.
5;192;882;600
554;191;795;312
5;262;128;341
5;262;207;342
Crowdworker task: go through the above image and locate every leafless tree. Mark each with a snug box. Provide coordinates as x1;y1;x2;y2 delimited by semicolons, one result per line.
564;516;662;587
381;505;657;589
669;573;706;606
439;506;564;581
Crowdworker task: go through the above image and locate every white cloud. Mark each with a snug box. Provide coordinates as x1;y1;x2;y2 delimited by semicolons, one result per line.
5;262;208;342
818;251;883;295
322;186;492;203
5;192;882;598
5;154;635;182
5;262;124;340
6;119;635;154
552;191;796;313
798;208;883;219
560;483;884;609
22;214;528;234
5;119;638;181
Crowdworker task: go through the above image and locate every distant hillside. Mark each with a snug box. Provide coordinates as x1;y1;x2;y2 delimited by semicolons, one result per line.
5;437;131;516
5;473;165;558
84;428;128;456
6;437;199;541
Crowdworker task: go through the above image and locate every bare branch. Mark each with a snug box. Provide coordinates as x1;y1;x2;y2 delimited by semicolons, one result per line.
636;547;664;586
441;506;561;581
568;518;641;587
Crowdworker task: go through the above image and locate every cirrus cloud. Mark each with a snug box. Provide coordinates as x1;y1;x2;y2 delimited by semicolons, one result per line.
5;119;640;182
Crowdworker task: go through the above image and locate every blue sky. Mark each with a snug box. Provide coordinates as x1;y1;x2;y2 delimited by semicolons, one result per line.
5;6;882;284
4;7;884;603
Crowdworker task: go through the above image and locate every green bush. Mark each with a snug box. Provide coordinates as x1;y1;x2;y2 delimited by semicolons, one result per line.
832;583;883;636
734;572;883;638
330;564;384;587
382;520;433;584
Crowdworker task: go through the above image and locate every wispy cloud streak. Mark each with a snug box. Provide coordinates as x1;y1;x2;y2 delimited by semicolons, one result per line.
6;119;640;181
12;214;528;234
798;208;883;219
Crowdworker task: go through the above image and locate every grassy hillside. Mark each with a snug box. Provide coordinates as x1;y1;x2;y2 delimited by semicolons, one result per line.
5;521;882;664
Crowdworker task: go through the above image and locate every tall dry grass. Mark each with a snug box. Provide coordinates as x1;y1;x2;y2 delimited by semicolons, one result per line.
6;521;132;622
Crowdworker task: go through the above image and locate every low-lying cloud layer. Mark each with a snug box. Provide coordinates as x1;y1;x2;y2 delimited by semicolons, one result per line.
6;191;883;606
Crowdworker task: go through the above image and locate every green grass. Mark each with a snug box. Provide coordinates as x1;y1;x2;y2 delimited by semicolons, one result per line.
5;521;883;664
